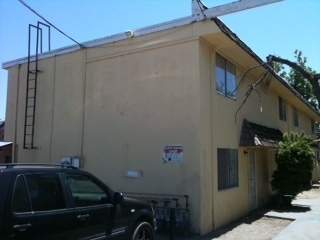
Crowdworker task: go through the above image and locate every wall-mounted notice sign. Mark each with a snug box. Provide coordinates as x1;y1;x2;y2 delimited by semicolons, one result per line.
162;145;183;163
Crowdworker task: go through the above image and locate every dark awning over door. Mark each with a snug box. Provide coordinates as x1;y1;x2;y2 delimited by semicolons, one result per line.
239;119;283;148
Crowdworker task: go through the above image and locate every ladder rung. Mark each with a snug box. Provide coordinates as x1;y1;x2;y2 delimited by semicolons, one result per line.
28;69;42;74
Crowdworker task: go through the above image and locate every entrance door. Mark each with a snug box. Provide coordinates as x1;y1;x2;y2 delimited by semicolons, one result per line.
249;151;257;211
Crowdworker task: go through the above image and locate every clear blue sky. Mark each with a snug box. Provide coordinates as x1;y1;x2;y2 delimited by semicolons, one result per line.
1;0;319;121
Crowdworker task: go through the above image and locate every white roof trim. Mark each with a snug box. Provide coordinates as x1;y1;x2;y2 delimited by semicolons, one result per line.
2;15;195;69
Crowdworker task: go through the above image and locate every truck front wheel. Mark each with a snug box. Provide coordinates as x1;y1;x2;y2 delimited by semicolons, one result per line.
130;221;154;240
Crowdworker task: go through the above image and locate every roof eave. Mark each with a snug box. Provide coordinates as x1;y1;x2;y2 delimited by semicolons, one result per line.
211;18;320;118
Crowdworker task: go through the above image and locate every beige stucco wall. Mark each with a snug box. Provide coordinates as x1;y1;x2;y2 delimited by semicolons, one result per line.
4;66;19;159
83;40;203;232
5;51;86;163
3;19;320;235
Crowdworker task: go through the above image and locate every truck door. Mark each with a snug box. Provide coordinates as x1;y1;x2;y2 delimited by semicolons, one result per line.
65;174;124;239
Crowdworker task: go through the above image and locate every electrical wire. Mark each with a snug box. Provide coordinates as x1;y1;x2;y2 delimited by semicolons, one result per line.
19;0;190;52
19;0;85;49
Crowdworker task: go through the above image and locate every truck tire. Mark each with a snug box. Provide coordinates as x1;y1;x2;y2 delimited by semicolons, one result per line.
131;221;154;240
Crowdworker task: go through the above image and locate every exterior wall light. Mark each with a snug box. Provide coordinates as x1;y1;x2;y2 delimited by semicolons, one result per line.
125;30;134;38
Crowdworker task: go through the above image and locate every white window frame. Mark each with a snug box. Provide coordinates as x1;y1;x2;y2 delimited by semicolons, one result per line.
217;148;239;190
216;53;237;99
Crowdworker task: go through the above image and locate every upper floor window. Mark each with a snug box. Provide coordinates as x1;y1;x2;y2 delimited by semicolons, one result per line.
216;54;237;99
293;107;299;127
311;120;315;134
279;97;287;122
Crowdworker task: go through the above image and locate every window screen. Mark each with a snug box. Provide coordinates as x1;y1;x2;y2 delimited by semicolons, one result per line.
218;148;239;190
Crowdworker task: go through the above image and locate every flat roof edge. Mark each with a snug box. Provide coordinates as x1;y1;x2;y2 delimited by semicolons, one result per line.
2;16;194;69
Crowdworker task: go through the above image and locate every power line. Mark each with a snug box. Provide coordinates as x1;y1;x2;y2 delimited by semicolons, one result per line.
19;0;85;49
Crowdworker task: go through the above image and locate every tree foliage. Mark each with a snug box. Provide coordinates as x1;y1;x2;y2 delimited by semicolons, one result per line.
272;50;320;137
271;132;315;205
272;50;319;109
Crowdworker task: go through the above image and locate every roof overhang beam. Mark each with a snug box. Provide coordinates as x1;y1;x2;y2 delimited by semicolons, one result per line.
192;0;283;21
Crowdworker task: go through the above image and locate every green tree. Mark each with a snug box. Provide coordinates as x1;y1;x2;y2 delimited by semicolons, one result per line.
269;50;320;109
275;50;318;108
271;132;315;206
271;50;320;137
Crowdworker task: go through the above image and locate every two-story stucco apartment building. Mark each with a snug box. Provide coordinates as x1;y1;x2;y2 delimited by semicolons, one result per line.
2;4;320;235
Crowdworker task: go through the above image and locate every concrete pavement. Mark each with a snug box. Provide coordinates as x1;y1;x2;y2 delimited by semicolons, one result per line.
267;198;320;240
156;186;320;239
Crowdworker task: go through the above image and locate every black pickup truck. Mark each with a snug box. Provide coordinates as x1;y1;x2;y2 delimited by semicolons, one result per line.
0;163;156;239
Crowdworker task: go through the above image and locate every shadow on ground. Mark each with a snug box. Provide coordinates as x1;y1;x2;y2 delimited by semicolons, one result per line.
271;204;311;213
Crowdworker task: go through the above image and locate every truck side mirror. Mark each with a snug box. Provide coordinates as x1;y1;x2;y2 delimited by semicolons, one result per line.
113;192;124;205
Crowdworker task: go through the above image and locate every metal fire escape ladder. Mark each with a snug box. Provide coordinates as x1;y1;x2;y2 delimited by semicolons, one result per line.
23;22;50;149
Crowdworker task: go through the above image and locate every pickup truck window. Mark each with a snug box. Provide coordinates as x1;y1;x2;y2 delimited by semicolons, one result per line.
67;175;109;207
12;174;66;212
12;175;31;213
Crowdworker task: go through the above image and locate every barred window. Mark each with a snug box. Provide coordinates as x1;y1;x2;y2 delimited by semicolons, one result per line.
218;149;239;190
